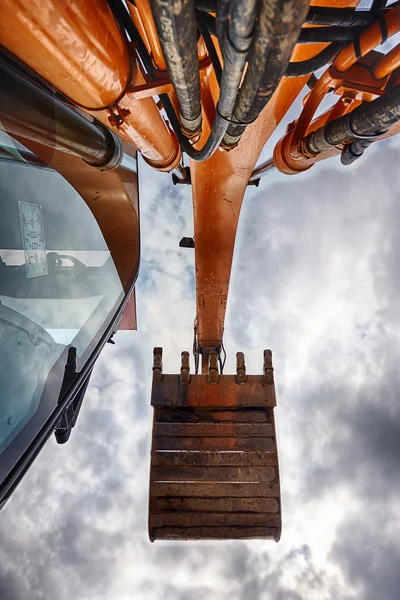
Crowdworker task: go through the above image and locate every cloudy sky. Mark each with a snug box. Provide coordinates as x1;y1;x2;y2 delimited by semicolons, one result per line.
1;90;400;598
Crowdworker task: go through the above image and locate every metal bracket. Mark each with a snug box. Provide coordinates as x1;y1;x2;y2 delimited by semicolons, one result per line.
173;166;191;185
179;237;195;248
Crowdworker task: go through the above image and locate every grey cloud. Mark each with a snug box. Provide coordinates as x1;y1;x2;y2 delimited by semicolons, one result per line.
0;571;21;600
2;143;400;600
222;543;326;600
330;511;400;600
288;330;400;506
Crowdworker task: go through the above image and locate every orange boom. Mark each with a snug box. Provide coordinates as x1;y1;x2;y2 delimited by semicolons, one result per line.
0;0;399;539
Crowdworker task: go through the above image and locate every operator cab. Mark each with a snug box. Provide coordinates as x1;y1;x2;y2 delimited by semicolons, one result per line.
0;130;139;508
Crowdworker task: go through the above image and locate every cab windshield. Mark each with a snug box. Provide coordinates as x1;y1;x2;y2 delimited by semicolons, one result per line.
0;132;126;480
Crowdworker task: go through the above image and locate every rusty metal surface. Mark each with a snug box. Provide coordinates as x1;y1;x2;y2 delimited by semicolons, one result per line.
155;407;271;423
151;512;281;527
151;466;276;482
151;375;276;407
154;436;276;451
151;526;280;541
152;451;277;467
149;365;281;541
155;497;279;513
154;422;274;437
152;481;280;498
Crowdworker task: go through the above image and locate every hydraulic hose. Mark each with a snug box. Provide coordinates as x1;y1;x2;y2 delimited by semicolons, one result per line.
305;7;377;27
305;85;400;154
150;0;202;135
196;0;217;11
223;0;310;148
285;42;347;77
216;0;232;56
154;0;258;161
298;26;362;44
197;11;222;85
108;0;157;80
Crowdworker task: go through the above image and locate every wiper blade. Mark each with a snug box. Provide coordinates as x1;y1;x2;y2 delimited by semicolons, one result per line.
54;346;92;444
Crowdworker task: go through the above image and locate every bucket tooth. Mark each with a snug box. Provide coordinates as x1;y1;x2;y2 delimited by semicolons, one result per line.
208;351;219;385
180;351;190;384
148;348;281;542
236;351;247;385
152;347;163;384
263;349;274;384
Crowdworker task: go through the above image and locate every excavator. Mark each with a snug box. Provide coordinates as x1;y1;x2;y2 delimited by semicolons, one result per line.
0;0;399;542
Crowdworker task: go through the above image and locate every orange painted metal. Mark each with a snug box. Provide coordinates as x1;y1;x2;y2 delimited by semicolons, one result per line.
0;0;181;172
373;46;400;80
190;0;400;351
0;0;130;109
190;0;368;350
292;5;400;142
129;2;152;59
127;80;174;100
187;0;363;352
129;0;167;71
274;5;400;175
335;6;400;74
191;45;332;349
120;289;138;330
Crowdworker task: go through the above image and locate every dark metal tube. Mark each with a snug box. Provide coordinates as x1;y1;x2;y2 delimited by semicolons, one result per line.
0;56;122;170
249;157;276;182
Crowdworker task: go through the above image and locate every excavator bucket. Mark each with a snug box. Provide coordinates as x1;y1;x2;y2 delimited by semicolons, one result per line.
148;348;281;542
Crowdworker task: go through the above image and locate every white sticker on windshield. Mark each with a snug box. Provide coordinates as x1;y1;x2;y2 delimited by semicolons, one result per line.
18;201;48;278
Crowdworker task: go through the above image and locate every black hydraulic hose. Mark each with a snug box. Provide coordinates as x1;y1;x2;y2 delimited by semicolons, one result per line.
285;42;347;78
340;137;376;166
150;0;202;135
216;0;232;57
108;0;158;81
305;7;374;27
107;0;198;164
196;11;222;85
304;4;399;27
200;11;217;37
223;0;310;147
305;85;400;153
298;26;363;44
196;0;217;11
327;85;400;141
157;0;258;161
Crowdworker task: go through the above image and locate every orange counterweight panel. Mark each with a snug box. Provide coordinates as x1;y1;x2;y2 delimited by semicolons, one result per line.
0;0;181;171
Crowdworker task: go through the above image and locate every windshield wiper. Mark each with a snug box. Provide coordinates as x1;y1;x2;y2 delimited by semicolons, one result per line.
54;346;92;444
